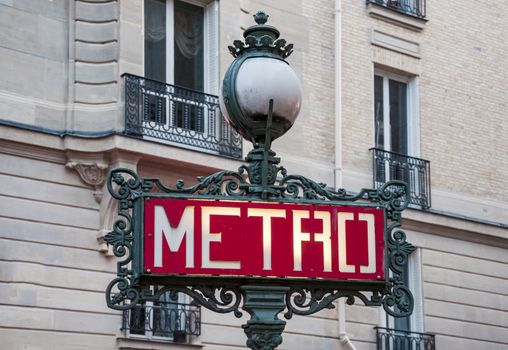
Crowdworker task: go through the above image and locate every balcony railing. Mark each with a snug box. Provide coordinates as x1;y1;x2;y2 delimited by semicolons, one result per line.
123;73;243;159
371;148;431;209
122;302;201;342
367;0;426;19
376;327;435;350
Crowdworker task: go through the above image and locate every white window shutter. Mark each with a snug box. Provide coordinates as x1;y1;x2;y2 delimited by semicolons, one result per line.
205;1;219;95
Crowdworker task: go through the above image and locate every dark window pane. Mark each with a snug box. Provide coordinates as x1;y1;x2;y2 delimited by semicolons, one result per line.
374;75;384;149
129;304;146;335
145;0;166;82
143;92;167;124
174;0;204;91
389;79;408;155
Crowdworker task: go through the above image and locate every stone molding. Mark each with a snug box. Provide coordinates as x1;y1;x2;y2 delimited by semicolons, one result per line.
117;337;204;350
69;0;119;131
371;29;421;58
73;0;118;103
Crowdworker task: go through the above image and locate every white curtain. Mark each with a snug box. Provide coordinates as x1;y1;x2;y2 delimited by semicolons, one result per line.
145;0;166;43
174;10;202;59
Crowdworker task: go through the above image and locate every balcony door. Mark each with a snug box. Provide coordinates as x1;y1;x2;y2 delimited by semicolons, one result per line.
143;0;219;133
373;70;420;186
374;71;419;156
144;0;218;93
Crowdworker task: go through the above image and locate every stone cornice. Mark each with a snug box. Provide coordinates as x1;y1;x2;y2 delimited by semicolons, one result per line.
0;123;245;174
403;208;508;248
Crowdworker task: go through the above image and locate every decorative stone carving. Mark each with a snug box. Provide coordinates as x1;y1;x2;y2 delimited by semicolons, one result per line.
66;161;108;203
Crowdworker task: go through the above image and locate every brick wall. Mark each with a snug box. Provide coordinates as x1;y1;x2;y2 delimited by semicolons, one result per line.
341;0;508;210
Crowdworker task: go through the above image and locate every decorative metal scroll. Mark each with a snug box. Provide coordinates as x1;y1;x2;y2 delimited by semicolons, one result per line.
105;159;415;318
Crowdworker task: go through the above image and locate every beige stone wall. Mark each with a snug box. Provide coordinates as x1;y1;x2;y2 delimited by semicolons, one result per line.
0;140;121;348
337;2;508;347
0;0;507;349
72;0;120;131
0;1;122;133
0;1;69;129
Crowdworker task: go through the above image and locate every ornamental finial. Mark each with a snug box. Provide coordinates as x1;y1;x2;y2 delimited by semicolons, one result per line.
254;11;268;25
227;10;294;59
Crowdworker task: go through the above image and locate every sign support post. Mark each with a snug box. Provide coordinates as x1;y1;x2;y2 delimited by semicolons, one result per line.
241;286;289;350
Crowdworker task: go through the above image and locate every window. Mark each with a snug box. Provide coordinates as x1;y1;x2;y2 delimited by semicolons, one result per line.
374;70;419;181
144;0;218;93
372;70;431;209
374;70;419;156
124;288;201;342
143;0;219;130
374;71;412;186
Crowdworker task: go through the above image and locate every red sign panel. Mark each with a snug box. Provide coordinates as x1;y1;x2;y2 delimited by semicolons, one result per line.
144;198;385;281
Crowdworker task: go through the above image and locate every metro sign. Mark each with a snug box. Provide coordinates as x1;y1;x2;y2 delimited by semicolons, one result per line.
143;198;385;281
105;168;414;318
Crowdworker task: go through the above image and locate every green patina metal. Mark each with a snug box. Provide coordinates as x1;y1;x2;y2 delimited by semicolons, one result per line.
104;11;416;350
241;286;289;350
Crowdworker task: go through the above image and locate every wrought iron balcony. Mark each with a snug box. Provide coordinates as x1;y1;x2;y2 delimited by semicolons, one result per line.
123;73;243;159
371;148;431;209
376;327;435;350
367;0;426;19
122;302;201;342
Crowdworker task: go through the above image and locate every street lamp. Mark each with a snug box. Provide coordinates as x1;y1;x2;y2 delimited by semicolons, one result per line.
220;11;302;198
104;10;415;350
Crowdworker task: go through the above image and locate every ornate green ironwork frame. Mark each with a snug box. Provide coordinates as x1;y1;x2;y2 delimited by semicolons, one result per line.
105;160;416;318
105;11;415;349
104;159;415;349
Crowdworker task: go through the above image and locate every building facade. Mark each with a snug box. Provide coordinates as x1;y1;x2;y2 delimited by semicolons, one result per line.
0;0;507;349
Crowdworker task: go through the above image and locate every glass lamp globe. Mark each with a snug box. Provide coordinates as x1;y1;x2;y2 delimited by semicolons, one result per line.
220;12;302;144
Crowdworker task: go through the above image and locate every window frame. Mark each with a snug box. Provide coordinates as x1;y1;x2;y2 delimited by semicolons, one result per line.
373;69;420;158
141;0;221;143
143;0;219;95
